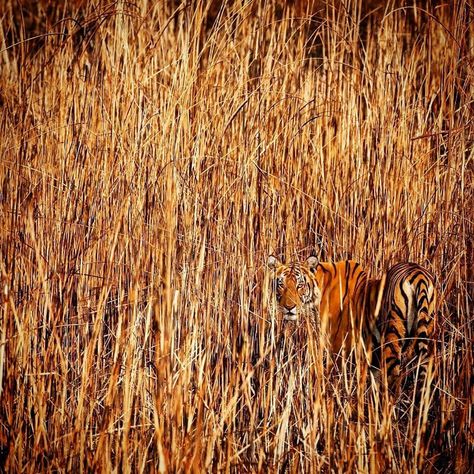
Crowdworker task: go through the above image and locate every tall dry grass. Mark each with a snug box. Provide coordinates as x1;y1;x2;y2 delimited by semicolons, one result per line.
0;0;472;472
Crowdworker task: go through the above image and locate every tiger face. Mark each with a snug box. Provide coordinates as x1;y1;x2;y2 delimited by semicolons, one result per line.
267;255;322;321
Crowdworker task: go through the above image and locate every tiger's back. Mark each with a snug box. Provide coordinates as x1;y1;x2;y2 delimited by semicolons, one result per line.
313;260;370;355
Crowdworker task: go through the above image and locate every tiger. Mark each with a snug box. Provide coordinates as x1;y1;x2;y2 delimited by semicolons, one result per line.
267;256;437;395
267;255;370;356
367;262;437;394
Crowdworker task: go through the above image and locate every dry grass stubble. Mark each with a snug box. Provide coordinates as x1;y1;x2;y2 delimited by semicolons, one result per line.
0;1;472;472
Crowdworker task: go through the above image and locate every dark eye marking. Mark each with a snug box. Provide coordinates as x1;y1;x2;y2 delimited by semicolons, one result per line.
295;272;306;288
273;275;284;291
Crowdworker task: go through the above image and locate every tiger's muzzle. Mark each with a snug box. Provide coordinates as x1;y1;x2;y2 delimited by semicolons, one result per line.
282;305;298;321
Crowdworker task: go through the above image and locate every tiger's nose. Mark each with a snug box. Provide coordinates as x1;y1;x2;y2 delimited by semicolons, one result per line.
283;305;298;321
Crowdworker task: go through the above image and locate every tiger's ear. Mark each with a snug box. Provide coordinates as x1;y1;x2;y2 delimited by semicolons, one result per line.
306;256;319;271
267;255;281;269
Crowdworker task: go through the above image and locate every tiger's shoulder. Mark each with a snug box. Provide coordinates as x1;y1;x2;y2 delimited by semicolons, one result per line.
315;259;363;274
312;260;369;306
314;260;366;283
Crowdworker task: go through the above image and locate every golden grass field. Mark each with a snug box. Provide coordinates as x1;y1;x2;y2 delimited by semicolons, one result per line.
0;0;473;472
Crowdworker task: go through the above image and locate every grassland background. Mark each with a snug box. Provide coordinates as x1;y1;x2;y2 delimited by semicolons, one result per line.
0;0;472;472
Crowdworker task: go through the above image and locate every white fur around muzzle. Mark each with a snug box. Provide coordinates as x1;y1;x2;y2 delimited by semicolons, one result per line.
283;309;298;321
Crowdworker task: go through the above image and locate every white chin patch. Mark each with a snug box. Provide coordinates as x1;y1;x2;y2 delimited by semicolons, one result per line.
283;314;298;321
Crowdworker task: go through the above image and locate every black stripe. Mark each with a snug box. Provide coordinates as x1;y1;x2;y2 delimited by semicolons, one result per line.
341;261;350;304
392;304;405;320
334;313;344;341
318;264;331;274
415;281;428;296
385;343;400;356
351;262;360;279
354;272;367;297
417;326;428;335
312;263;321;274
385;324;404;340
385;356;401;365
418;294;428;306
418;289;428;299
386;358;401;371
398;279;410;317
415;278;428;293
410;271;424;285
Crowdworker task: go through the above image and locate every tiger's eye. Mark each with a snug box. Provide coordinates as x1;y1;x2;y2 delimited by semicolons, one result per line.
272;276;283;291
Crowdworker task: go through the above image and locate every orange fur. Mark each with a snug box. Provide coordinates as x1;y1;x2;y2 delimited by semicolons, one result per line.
268;257;371;356
268;257;437;395
374;263;437;394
